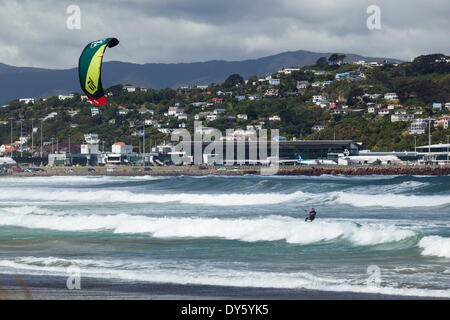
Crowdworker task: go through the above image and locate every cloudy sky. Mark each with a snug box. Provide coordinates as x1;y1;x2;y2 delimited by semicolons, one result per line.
0;0;449;69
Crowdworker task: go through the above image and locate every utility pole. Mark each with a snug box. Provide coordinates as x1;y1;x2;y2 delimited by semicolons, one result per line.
447;135;450;163
428;119;431;155
142;123;146;166
40;119;43;165
31;119;34;157
9;118;13;157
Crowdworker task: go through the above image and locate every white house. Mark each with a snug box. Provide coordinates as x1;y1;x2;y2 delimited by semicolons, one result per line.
19;98;35;104
278;68;300;75
409;119;429;134
391;114;414;122
123;85;136;93
91;108;100;116
237;114;248;120
296;81;309;90
367;106;378;114
206;114;218;121
268;79;281;86
168;107;184;116
312;95;325;103
268;115;281;121
312;125;326;132
58;94;74;100
384;93;399;101
84;133;100;144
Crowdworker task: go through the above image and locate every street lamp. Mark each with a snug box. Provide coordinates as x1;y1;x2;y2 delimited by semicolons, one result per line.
447;135;450;163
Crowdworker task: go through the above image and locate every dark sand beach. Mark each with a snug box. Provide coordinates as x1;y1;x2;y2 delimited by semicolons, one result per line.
0;273;438;300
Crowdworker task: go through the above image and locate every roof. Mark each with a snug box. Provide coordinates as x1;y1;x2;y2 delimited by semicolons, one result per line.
114;142;126;146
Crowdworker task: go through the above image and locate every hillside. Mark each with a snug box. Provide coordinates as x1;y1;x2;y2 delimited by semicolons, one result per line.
2;53;449;156
0;50;402;104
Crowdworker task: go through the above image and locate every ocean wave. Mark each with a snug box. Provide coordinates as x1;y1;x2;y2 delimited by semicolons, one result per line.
1;184;450;209
419;236;450;258
0;256;449;298
332;192;450;208
0;189;308;206
0;209;416;246
349;181;429;194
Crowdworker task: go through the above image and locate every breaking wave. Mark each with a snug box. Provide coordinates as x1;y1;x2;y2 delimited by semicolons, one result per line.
0;256;449;298
0;208;416;246
419;236;450;258
0;186;449;208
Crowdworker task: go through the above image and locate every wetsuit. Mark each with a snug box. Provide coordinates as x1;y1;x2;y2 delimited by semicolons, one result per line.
305;210;317;222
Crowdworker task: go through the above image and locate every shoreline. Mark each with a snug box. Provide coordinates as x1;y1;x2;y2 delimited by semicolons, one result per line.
0;273;441;300
1;165;450;177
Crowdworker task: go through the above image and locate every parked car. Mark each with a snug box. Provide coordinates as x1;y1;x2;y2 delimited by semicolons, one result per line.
87;168;96;173
12;166;23;173
143;167;152;172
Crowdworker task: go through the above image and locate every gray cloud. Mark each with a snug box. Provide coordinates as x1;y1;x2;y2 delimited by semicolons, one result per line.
0;0;449;68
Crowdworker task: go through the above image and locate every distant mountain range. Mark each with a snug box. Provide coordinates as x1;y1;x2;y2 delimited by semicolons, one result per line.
0;50;403;104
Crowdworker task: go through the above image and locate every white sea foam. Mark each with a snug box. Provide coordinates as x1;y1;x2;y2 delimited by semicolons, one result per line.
419;236;450;258
0;208;416;246
332;192;450;208
1;184;448;208
0;189;308;206
351;181;429;194
0;256;449;298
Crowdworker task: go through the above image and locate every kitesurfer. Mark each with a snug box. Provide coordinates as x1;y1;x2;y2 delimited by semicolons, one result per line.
305;208;317;222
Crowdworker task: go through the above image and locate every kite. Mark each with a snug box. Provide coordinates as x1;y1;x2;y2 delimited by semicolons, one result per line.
78;38;119;106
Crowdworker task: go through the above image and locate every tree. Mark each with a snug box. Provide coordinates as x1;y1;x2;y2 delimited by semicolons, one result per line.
315;57;328;69
328;53;346;66
224;74;244;88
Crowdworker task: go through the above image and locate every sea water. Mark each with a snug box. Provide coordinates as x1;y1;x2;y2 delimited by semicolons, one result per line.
0;174;449;297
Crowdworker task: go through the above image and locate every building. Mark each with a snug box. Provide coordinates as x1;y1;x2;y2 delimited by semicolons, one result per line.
278;68;300;75
384;93;399;101
84;133;100;144
391;114;414;122
433;103;443;111
172;140;359;165
312;125;326;132
123;85;136;92
409;119;429;134
264;89;279;98
416;144;450;162
296;81;309;90
268;115;281;121
434;116;450;129
312;95;326;103
91;108;100;116
378;108;390;115
19;98;35;104
335;72;365;81
58;94;74;100
112;142;133;154
268;79;281;86
81;144;99;154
